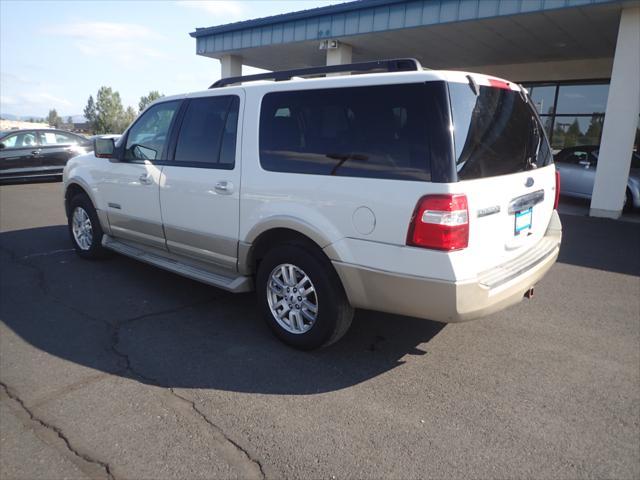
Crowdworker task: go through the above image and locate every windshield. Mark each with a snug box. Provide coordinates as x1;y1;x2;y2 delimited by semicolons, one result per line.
449;82;553;180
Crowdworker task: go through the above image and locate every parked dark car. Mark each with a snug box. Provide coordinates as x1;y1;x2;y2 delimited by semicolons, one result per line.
0;129;92;183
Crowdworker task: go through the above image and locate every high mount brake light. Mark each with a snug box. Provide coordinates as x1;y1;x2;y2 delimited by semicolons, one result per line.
488;79;511;90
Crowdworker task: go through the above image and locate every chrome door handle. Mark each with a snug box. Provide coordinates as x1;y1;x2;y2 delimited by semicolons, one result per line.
214;181;233;194
139;173;154;185
31;150;40;156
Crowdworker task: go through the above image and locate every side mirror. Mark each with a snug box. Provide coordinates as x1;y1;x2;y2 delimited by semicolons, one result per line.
0;142;5;150
94;138;115;159
578;159;591;168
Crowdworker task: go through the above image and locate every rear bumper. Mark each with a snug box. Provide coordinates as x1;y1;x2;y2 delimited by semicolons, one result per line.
333;210;562;323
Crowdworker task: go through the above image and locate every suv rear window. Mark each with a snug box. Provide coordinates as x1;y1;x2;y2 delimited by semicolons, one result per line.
259;82;452;182
449;83;553;180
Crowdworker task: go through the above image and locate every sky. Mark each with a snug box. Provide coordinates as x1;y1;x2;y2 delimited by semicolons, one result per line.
0;0;343;118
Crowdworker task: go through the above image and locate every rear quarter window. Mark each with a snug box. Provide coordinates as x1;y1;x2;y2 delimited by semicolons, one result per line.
259;82;453;182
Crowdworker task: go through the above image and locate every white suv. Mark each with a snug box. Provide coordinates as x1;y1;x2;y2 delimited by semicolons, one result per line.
64;59;562;349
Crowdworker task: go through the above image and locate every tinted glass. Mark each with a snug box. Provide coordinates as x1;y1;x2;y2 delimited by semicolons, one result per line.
174;96;238;168
259;82;453;181
551;115;603;149
529;85;556;115
1;133;19;148
449;83;553;180
125;101;180;161
220;98;239;167
38;131;83;145
556;148;595;164
1;131;37;148
556;84;609;115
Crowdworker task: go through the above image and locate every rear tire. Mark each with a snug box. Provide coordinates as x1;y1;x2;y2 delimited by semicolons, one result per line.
67;194;109;259
256;243;354;350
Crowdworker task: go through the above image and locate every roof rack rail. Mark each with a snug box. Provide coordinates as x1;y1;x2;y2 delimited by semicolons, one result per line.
210;58;422;88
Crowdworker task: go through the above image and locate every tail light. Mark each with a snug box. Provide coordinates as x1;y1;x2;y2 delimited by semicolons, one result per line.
407;194;469;251
554;169;561;210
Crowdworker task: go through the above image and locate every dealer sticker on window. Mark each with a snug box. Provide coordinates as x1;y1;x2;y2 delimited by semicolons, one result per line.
515;208;533;235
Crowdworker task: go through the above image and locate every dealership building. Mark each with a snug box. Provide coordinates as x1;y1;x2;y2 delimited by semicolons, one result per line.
191;0;640;218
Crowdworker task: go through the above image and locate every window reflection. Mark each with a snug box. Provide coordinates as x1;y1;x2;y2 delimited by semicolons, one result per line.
524;82;610;151
550;115;604;149
529;85;556;115
556;84;609;115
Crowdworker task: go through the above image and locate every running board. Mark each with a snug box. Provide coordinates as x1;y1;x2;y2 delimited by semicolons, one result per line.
102;236;253;293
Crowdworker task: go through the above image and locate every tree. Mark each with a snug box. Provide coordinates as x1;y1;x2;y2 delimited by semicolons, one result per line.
85;86;125;134
119;106;138;132
67;116;73;125
138;91;163;113
584;115;604;144
47;109;62;128
564;118;582;148
84;95;96;129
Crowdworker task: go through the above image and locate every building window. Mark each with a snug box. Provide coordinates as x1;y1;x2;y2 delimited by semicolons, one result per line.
525;81;609;152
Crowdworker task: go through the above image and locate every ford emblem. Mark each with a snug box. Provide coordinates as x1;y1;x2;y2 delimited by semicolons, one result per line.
525;177;534;187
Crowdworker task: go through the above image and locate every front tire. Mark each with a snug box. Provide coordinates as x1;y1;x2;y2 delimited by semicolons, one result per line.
67;194;108;259
256;243;354;350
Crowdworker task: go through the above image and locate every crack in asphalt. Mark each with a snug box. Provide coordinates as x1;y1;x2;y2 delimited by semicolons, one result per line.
0;381;115;480
20;248;75;259
1;248;268;478
169;388;267;479
109;300;218;384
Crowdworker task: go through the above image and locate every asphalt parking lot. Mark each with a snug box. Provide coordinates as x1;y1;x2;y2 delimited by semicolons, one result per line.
1;181;638;480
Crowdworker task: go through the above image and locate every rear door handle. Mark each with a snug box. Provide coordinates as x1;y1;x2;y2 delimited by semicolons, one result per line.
214;181;233;194
139;173;154;185
31;150;40;157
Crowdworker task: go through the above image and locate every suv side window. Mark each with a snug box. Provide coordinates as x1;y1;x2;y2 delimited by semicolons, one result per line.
259;83;450;181
173;96;239;169
124;101;180;161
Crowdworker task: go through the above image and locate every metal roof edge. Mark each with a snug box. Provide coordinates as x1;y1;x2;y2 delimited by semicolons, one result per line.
189;0;409;38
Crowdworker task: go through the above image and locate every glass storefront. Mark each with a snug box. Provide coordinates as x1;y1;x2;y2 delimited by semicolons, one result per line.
525;81;609;152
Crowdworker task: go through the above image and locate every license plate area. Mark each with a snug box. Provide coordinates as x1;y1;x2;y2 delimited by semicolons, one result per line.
514;208;532;235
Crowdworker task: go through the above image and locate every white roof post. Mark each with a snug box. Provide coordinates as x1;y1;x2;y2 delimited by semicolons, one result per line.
590;6;640;218
220;54;242;79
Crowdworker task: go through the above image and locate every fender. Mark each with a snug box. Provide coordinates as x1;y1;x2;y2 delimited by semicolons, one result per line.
64;176;111;235
238;215;341;274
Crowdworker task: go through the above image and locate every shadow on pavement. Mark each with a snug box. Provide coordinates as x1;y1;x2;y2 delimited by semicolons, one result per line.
557;213;640;276
0;225;445;395
4;213;635;395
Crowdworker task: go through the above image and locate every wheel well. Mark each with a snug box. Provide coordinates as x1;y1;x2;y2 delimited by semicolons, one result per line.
249;228;328;274
64;183;89;216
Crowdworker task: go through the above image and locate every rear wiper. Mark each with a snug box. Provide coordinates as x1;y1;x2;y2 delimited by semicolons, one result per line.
526;119;541;170
327;152;368;175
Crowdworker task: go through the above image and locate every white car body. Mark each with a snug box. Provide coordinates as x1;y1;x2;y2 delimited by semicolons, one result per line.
64;67;561;338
